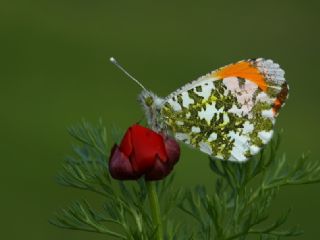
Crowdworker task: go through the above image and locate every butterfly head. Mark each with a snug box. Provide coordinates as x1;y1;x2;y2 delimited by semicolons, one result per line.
138;90;164;131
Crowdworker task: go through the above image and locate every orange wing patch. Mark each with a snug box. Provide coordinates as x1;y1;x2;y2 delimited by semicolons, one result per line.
213;61;268;92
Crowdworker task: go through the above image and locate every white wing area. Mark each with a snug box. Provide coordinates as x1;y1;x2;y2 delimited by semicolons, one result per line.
165;74;219;102
159;58;288;162
255;58;286;86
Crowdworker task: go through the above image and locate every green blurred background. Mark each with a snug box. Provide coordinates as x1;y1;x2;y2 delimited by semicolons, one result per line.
1;0;320;239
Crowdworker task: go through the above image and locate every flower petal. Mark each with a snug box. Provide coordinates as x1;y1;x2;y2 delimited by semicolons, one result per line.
109;145;140;180
109;125;181;181
129;125;168;173
119;127;133;157
163;135;180;166
145;156;172;181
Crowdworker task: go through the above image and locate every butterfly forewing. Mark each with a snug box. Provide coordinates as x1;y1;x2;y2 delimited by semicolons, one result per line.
160;58;288;162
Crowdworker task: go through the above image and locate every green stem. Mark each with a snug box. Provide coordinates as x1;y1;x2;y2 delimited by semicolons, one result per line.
146;181;163;240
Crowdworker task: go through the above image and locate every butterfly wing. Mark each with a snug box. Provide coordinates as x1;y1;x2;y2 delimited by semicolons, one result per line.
160;58;288;162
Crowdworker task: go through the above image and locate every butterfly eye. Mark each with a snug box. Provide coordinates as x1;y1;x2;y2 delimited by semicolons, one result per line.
145;96;154;107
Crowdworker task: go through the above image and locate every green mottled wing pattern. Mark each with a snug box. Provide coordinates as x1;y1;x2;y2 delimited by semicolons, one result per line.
160;59;287;161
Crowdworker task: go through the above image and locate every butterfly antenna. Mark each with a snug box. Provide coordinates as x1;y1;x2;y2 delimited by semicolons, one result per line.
110;57;147;91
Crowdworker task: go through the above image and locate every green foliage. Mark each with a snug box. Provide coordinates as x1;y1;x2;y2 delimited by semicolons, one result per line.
50;120;184;240
180;131;320;239
51;121;320;239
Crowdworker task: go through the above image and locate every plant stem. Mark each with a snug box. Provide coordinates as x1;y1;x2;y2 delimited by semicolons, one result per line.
146;181;163;240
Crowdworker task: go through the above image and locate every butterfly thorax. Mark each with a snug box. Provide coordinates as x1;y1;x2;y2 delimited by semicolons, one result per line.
138;90;165;131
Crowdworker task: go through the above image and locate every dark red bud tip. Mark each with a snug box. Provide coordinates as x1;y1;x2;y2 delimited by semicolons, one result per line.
109;145;140;180
145;136;181;181
145;157;173;181
163;135;180;166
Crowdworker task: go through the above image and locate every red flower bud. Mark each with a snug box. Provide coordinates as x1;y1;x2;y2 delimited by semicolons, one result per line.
109;124;180;181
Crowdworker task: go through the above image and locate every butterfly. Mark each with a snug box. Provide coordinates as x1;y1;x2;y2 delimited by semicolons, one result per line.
110;57;288;162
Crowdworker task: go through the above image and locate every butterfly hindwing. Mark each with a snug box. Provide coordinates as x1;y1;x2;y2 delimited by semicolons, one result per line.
160;58;288;162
